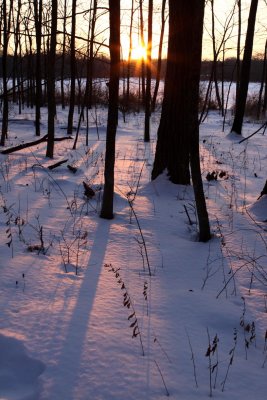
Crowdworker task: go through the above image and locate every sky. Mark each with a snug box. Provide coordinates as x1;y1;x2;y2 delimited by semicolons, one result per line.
111;0;267;60
4;0;267;61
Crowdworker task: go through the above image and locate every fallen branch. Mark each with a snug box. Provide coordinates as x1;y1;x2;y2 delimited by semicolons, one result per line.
1;134;48;154
1;135;73;155
47;159;68;170
239;121;267;144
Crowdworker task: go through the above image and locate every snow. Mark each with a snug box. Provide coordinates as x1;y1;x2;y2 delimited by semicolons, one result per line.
0;104;267;400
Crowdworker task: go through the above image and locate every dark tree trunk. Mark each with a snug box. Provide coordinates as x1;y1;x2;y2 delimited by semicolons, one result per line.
151;0;166;112
1;0;13;146
46;0;57;158
144;0;153;142
236;0;241;99
189;1;211;242
139;0;146;107
152;0;210;241
100;0;120;219
231;0;258;135
88;0;97;109
257;39;267;119
67;0;77;135
152;0;192;184
33;0;43;136
126;0;134;108
61;0;67;110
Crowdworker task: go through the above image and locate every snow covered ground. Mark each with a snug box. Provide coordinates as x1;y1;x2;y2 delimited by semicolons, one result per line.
0;104;267;399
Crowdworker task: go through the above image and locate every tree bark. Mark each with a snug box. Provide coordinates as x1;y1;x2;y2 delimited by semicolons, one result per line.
231;0;258;135
100;0;120;219
144;0;153;142
46;0;57;158
33;0;43;136
152;0;192;184
67;0;77;135
151;0;166;112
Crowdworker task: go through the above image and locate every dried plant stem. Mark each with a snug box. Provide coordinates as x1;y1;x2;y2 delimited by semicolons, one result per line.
154;360;170;397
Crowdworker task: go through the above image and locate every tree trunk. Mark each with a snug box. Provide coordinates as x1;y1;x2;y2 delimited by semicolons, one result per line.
152;0;210;240
231;0;258;135
33;0;43;136
144;0;153;142
46;0;57;158
60;0;67;110
100;0;120;219
151;0;166;112
67;0;77;135
189;1;211;242
236;0;241;99
139;0;146;107
1;0;13;146
152;0;192;184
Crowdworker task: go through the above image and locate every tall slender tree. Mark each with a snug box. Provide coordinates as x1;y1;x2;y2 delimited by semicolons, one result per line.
151;0;166;112
144;0;153;142
231;0;258;135
67;0;77;135
1;0;13;147
46;0;58;158
100;0;120;219
33;0;43;136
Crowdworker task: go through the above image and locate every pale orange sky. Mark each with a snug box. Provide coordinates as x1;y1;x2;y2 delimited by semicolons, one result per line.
117;0;267;61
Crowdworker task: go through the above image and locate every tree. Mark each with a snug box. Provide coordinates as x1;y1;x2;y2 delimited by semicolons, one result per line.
1;0;13;147
152;0;210;241
144;0;153;142
67;0;77;136
33;0;43;136
151;0;166;112
231;0;259;135
100;0;120;219
46;0;58;158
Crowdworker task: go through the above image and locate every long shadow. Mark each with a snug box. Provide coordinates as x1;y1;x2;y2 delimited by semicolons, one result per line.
47;217;111;399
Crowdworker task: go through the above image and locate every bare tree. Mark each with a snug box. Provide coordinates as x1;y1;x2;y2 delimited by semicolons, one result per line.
67;0;77;135
152;0;210;241
46;0;58;158
151;0;166;112
231;0;259;135
33;0;43;136
100;0;120;219
144;0;153;142
1;0;13;146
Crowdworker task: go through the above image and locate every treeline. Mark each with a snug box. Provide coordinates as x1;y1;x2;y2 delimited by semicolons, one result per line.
0;54;265;82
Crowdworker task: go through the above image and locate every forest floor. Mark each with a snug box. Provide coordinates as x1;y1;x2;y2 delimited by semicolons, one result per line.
0;104;267;400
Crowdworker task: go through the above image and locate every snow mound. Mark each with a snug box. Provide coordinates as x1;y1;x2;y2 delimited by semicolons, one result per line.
0;334;45;400
247;195;267;222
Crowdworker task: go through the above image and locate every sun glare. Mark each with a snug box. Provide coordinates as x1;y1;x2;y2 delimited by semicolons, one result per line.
131;44;147;61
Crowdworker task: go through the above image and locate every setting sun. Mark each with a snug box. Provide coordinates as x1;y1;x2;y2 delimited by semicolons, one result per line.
131;44;147;61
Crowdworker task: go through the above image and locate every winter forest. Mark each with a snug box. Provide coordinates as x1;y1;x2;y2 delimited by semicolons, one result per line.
1;0;267;399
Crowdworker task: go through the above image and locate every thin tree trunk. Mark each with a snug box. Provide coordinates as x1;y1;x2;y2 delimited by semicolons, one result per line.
231;0;258;135
151;0;166;112
257;39;267;119
1;0;13;146
61;0;67;110
100;0;120;219
67;0;77;135
46;0;58;158
144;0;153;142
139;0;146;107
236;0;241;99
34;0;43;136
210;0;222;111
126;0;134;108
189;1;211;242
